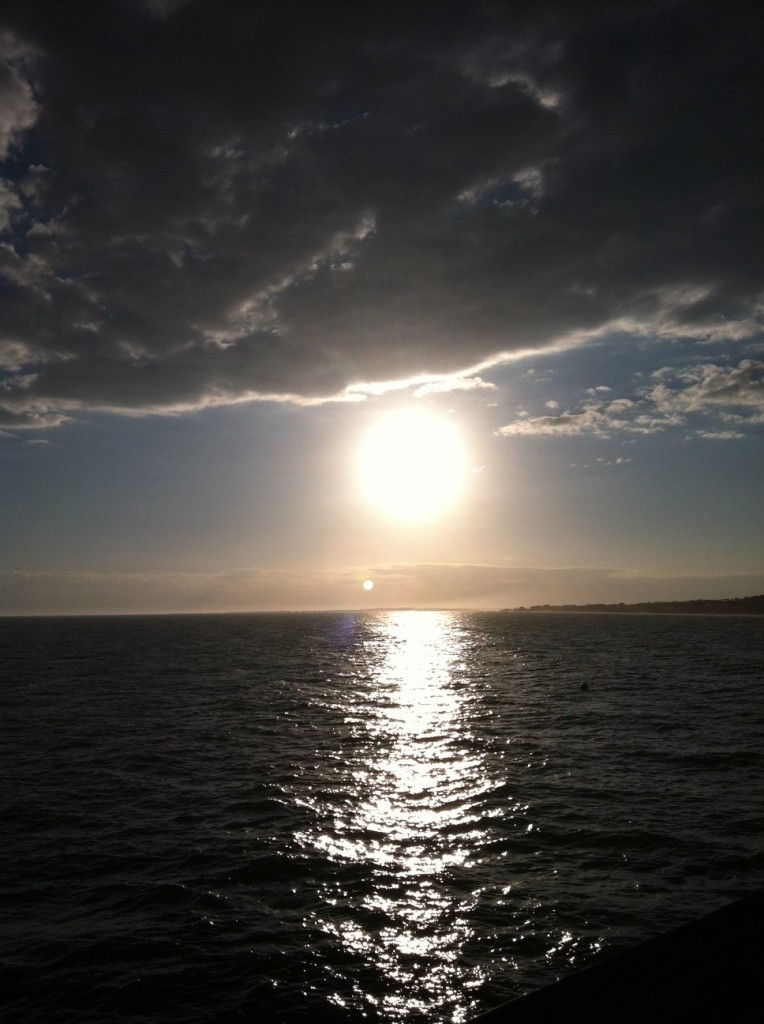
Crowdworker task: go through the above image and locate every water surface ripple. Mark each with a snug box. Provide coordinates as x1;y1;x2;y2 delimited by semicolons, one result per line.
2;611;763;1022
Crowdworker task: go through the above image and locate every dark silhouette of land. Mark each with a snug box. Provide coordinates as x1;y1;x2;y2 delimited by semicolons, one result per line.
509;595;764;615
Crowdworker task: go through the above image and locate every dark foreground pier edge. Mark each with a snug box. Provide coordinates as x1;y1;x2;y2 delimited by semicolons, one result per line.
471;891;763;1023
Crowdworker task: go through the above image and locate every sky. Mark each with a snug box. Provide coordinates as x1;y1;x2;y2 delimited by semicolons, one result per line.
2;0;763;614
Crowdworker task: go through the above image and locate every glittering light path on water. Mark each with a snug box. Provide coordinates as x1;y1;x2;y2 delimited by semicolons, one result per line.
295;611;498;1021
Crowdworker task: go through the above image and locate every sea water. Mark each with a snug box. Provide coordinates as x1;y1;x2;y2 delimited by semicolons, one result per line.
2;611;763;1022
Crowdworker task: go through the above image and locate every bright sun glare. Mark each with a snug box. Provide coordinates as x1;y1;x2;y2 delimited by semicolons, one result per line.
358;408;467;521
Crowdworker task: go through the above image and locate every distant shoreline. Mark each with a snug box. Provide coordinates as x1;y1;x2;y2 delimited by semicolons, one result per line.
3;595;764;618
505;595;764;616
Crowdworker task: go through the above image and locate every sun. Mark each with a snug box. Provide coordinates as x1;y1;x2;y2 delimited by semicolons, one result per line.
357;408;468;521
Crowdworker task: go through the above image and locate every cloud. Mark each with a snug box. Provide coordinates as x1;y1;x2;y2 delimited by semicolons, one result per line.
5;562;763;614
646;359;764;414
0;566;366;615
0;1;763;427
695;430;745;441
573;456;632;468
0;30;39;160
413;375;495;397
497;359;764;439
497;406;618;437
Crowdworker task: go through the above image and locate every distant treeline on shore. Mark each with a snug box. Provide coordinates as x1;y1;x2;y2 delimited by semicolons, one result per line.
509;595;764;615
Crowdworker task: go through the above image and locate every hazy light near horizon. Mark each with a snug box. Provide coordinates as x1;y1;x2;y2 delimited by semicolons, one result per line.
363;579;375;591
357;410;468;523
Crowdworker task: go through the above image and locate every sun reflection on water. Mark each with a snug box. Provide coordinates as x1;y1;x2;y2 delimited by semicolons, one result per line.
297;611;497;1022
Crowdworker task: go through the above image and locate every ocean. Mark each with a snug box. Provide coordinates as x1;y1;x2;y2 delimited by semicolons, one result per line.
2;610;763;1023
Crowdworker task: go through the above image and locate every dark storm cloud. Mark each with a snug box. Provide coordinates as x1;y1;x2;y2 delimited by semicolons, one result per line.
1;0;762;426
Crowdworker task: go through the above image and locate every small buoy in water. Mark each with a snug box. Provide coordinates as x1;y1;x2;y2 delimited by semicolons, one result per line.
580;682;590;692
